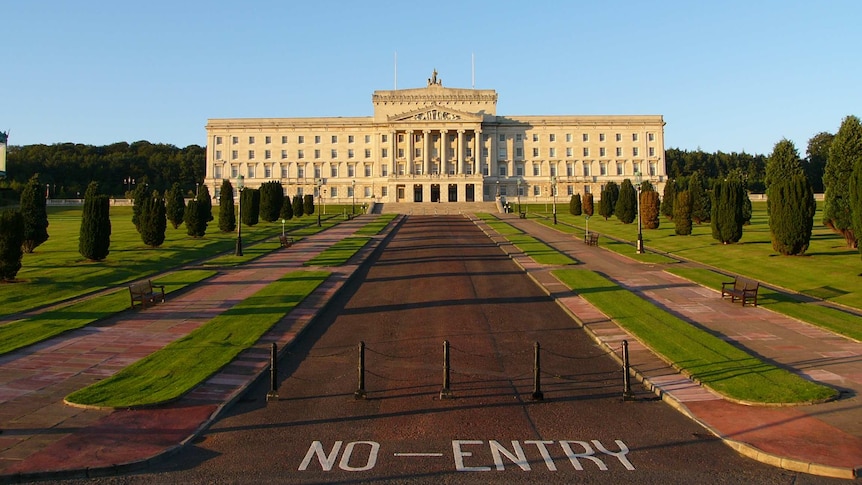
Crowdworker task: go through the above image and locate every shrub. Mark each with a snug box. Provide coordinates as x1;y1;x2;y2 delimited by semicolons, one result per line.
165;182;185;229
20;174;49;253
689;171;711;224
259;181;283;223
569;194;582;216
304;194;315;215
280;195;294;220
131;183;152;232
615;179;637;224
140;191;167;247
79;182;112;261
218;179;236;232
710;179;745;244
599;182;618;220
184;199;205;238
769;174;815;255
582;192;594;216
292;194;304;218
674;191;693;236
197;184;214;222
661;179;676;220
241;188;260;226
0;209;24;280
641;190;661;229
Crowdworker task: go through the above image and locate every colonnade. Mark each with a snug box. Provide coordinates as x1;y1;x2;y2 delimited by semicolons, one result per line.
385;127;483;177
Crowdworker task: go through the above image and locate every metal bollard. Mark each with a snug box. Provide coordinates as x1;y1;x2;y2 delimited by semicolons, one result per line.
266;342;279;402
622;340;634;401
355;341;366;400
440;340;452;399
531;341;544;401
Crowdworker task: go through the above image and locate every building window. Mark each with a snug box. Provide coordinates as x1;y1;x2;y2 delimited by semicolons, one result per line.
566;163;573;176
248;150;255;160
482;148;489;159
381;164;388;176
532;133;539;142
565;133;572;143
348;165;355;177
330;187;338;197
533;186;540;196
616;147;623;157
216;136;223;144
550;164;557;176
516;164;524;176
566;185;573;196
616;133;622;142
398;148;405;158
249;136;255;144
298;136;305;144
599;133;605;142
264;165;272;178
314;135;321;144
281;136;288;144
331;135;338;143
599;147;606;157
582;147;589;157
264;150;271;159
584;185;591;194
281;165;288;178
365;135;371;143
231;165;238;178
331;165;338;177
364;186;372;197
281;149;287;159
582;133;589;142
247;165;256;178
634;162;641;175
231;150;238;160
364;165;372;177
347;186;354;197
566;147;573;157
214;165;222;179
633;147;639;156
314;166;321;178
314;149;320;159
398;133;404;143
365;149;371;158
515;133;522;142
649;147;655;157
381;134;388;142
649;162;657;176
600;162;607;176
297;166;305;178
499;165;507;176
298;149;304;159
348;135;354;143
549;134;556;142
617;162;624;176
583;162;591;177
499;134;506;142
381;148;388;158
415;148;421;158
549;147;556;158
648;133;655;142
215;150;222;160
515;147;523;158
331;149;338;158
533;164;541;176
633;133;639;142
532;147;539;157
348;149;355;159
265;136;271;144
232;136;239;144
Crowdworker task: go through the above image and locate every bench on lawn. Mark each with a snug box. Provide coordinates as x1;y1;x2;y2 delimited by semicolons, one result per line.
279;235;295;248
721;276;760;307
128;280;165;309
519;212;527;219
584;232;599;246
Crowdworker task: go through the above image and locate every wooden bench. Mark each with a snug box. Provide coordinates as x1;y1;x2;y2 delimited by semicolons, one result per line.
721;276;760;307
279;235;295;248
584;233;599;246
128;280;165;309
519;212;527;219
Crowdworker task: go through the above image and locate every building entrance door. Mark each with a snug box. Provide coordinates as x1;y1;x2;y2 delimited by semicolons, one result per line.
448;184;457;202
413;184;423;202
397;185;405;201
466;184;475;202
430;184;440;202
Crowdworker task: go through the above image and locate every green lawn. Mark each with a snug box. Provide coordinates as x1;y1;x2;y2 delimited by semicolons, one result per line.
355;214;398;235
477;213;576;265
0;270;216;355
65;271;330;408
304;237;371;266
553;268;837;404
527;201;862;311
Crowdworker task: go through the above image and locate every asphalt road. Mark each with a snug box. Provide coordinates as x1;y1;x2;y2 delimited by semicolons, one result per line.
58;215;847;485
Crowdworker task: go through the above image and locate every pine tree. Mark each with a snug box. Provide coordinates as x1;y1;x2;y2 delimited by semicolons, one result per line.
292;194;304;218
184;199;205;238
710;179;745;244
674;191;693;236
140;190;167;248
615;179;637;224
79;182;111;261
304;194;315;215
851;158;862;260
766;139;815;255
824;115;862;248
0;209;25;281
20;174;49;253
280;195;294;220
689;171;711;224
241;188;260;226
599;182;619;220
641;190;661;229
661;179;676;220
569;194;582;216
259;181;284;222
218;179;236;232
582;192;594;216
165;182;185;229
131;183;151;232
197;184;213;222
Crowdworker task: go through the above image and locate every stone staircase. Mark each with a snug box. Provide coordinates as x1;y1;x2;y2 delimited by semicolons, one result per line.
373;201;499;215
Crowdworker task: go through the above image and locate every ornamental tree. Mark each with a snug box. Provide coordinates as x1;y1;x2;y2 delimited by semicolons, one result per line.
615;179;637;224
582;192;594;216
79;182;112;261
674;190;693;236
641;190;661;229
259;181;284;222
0;210;25;281
241;188;260;226
280;194;294;220
824;115;862;248
140;190;167;248
304;194;315;216
661;179;676;220
20;173;49;253
569;194;582;216
292;194;304;218
218;179;236;232
689;171;711;224
769;174;815;255
165;182;185;229
599;182;619;220
710;179;745;244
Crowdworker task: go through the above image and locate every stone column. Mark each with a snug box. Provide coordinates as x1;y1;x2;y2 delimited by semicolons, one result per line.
440;129;448;175
407;130;414;175
390;131;397;177
457;129;465;175
474;129;482;176
423;130;431;175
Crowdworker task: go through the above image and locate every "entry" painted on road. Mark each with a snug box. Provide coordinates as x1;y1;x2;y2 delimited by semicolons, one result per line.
298;439;635;472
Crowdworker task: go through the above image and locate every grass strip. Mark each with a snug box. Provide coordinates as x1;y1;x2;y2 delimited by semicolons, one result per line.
477;214;576;265
65;270;330;408
552;268;837;404
304;237;371;267
667;267;862;342
0;270;216;356
355;214;398;235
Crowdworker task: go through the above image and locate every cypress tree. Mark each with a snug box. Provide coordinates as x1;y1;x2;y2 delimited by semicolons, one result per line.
20;173;49;253
304;194;315;215
131;183;151;232
280;194;294;220
674;191;693;236
185;199;205;238
79;182;111;261
258;181;283;222
710;179;745;244
219;179;236;232
140;190;167;248
689;171;711;224
570;194;582;216
599;182;619;220
824;115;862;248
165;182;185;229
851;159;862;260
197;184;214;223
0;209;25;281
766;139;815;255
661;179;676;220
641;190;661;229
292;194;304;218
582;192;594;216
241;188;260;226
615;179;637;224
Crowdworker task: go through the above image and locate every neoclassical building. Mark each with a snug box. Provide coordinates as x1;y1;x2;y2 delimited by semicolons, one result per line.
204;71;665;207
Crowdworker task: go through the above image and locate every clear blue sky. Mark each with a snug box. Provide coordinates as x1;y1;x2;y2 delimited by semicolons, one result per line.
2;0;860;155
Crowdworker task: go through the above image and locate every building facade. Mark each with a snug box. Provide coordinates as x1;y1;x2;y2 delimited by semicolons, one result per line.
204;72;666;207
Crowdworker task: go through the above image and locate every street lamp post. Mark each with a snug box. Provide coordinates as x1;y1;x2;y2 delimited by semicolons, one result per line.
316;179;323;227
551;175;557;225
124;177;135;196
517;179;522;214
635;170;644;254
235;175;244;257
351;180;356;215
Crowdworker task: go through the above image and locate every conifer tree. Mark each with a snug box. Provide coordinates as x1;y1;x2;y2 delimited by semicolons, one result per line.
20;173;49;253
259;181;283;222
766;139;815;255
689;171;711;224
185;199;204;238
292;194;304;218
140;190;167;248
219;179;236;232
851;158;862;260
304;194;315;216
615;179;637;224
569;194;582;216
280;194;294;220
165;182;185;229
0;210;25;281
131;183;151;232
79;182;111;261
197;184;213;223
241;188;260;226
824;115;862;248
599;182;618;220
641;190;661;229
582;192;594;217
674;191;693;236
661;179;676;220
710;179;745;244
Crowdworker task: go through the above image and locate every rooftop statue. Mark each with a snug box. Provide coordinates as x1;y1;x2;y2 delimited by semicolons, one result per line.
427;69;442;86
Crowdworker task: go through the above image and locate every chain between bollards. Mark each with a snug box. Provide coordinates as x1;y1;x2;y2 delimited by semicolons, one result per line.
622;340;634;401
440;340;452;399
355;341;366;400
266;342;279;402
531;341;544;401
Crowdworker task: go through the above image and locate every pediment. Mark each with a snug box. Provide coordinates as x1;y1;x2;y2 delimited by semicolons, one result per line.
388;104;483;123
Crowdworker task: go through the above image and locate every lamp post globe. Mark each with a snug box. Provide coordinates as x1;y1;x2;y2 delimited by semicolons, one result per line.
635;170;644;254
235;175;244;257
351;180;356;215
